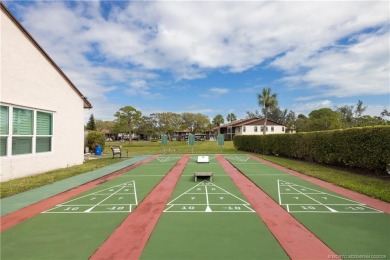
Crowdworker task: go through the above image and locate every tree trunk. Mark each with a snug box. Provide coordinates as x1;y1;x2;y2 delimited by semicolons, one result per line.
263;109;268;135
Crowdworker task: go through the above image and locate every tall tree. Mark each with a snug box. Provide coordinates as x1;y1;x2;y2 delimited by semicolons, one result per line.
267;106;288;125
308;108;342;131
86;114;96;131
212;114;224;134
354;100;367;117
155;112;182;140
137;114;158;140
295;114;309;132
258;88;278;135
181;113;210;134
245;109;261;119
336;105;354;127
380;108;390;118
114;106;142;142
226;113;237;122
285;110;296;132
95;120;115;132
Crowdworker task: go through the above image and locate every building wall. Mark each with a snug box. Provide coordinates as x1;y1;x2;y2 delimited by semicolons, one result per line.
0;8;85;181
235;125;285;135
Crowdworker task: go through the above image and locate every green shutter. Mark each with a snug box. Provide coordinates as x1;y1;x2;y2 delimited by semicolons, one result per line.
0;106;9;135
0;137;7;156
13;108;33;135
36;137;51;153
37;112;52;135
12;137;32;155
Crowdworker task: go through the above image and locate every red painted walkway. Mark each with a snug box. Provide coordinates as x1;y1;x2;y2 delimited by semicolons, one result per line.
216;155;337;260
90;155;190;260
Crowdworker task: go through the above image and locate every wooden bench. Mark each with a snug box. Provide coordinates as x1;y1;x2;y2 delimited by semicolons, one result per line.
194;172;213;182
110;146;128;158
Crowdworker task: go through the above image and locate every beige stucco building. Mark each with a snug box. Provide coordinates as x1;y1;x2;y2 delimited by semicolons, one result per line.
0;3;92;181
217;118;287;140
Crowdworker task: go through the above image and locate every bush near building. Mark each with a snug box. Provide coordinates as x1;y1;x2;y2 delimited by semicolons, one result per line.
87;131;106;152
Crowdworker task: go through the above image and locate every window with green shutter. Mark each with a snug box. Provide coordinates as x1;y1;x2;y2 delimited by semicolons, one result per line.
1;106;9;135
0;137;7;156
36;112;52;153
1;106;9;156
13;108;33;135
12;108;33;155
36;137;51;153
1;105;54;156
36;112;52;135
12;137;32;155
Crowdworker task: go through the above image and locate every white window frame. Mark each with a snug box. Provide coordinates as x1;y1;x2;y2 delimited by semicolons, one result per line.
0;103;54;157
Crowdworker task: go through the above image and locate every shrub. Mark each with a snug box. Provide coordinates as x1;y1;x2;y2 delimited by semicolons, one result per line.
87;131;106;151
234;126;390;174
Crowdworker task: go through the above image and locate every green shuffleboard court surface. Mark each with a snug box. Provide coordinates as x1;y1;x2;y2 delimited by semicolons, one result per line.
0;156;180;260
225;155;390;258
140;155;289;260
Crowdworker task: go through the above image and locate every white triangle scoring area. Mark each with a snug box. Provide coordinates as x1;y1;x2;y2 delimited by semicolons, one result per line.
164;181;255;213
277;180;383;214
43;181;138;214
224;155;249;162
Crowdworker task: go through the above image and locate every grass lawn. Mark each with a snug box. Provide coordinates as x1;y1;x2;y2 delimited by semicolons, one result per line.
103;140;244;155
1;140;389;202
0;158;125;198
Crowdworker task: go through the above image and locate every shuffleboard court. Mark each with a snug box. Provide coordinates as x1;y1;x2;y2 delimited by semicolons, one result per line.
140;155;289;259
0;156;180;260
226;156;390;258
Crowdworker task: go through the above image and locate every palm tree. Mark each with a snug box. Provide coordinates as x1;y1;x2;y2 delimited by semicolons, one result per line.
258;88;278;135
226;113;237;122
212;114;225;134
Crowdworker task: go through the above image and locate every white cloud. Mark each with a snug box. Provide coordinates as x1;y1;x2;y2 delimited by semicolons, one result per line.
281;30;389;97
9;0;389;120
199;87;230;99
209;88;229;94
291;100;333;115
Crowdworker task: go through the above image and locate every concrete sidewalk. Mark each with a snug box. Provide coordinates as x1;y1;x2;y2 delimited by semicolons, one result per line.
0;155;151;216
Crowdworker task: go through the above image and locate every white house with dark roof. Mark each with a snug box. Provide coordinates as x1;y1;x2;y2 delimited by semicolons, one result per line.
0;3;92;181
217;118;286;140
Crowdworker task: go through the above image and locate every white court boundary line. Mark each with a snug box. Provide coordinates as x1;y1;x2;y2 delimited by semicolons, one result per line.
157;156;182;163
224;155;250;162
277;180;383;214
43;181;138;214
164;181;255;213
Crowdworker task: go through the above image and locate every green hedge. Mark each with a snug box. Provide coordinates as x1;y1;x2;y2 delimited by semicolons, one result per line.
234;126;390;174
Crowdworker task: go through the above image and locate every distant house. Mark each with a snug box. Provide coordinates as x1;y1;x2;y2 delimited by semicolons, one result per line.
217;118;286;140
0;3;92;181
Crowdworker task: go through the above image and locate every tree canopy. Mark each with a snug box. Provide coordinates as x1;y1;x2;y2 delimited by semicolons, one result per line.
114;106;142;141
226;113;237;122
86;114;96;131
89;97;388;139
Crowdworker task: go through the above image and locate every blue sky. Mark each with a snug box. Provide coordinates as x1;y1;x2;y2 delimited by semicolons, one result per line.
4;0;390;122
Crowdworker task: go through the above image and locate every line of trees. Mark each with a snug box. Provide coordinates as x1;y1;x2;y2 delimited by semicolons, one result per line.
87;107;215;141
86;89;389;140
250;99;389;133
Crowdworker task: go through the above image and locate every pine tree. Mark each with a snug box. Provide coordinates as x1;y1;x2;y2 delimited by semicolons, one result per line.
86;114;96;131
